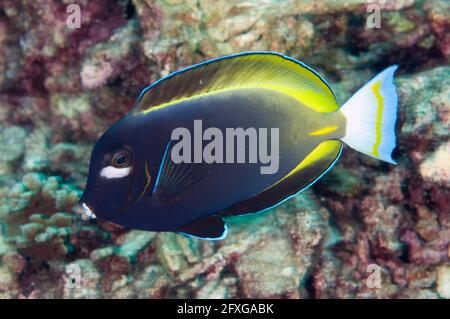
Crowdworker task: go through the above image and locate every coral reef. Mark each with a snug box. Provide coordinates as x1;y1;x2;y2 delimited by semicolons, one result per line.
0;0;449;298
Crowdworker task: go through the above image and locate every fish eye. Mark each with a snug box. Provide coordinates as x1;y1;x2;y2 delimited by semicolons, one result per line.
111;150;131;168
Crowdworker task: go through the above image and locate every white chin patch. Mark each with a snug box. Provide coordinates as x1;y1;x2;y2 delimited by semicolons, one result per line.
81;203;97;220
100;166;132;179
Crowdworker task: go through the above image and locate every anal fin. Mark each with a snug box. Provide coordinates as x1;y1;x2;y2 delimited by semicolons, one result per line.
220;140;342;216
176;215;228;240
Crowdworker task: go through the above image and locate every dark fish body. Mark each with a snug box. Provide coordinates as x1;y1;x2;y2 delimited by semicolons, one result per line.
80;52;398;240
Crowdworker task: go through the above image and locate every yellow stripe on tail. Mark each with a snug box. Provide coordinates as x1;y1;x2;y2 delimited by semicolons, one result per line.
371;81;384;157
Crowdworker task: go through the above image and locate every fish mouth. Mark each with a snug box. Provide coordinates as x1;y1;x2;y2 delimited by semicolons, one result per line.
77;202;97;220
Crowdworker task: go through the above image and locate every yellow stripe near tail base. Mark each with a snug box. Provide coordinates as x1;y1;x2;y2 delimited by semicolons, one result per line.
309;126;338;136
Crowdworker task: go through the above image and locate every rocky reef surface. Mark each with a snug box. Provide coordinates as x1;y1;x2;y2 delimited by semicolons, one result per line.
0;0;448;298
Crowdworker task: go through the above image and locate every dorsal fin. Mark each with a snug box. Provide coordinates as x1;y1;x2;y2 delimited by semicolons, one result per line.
220;140;342;216
134;52;339;115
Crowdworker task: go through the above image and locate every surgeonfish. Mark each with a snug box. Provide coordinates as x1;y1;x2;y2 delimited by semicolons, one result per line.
79;52;398;240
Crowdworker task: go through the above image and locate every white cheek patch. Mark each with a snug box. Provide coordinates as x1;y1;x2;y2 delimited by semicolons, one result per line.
100;166;132;179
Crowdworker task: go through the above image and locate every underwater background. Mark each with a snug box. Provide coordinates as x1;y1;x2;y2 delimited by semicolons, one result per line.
0;0;449;299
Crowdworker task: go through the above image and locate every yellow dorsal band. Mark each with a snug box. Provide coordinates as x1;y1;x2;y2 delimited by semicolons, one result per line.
142;85;328;115
308;126;338;136
371;81;384;157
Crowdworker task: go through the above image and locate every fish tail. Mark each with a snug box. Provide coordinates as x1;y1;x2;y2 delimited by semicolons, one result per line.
339;66;398;164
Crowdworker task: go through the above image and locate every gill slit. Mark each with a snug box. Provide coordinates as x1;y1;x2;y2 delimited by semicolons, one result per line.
137;161;152;200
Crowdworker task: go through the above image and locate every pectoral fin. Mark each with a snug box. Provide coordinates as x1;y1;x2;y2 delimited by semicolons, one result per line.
176;215;228;240
153;141;203;200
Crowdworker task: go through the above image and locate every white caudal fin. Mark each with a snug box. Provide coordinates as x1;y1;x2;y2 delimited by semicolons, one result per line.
340;66;398;164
